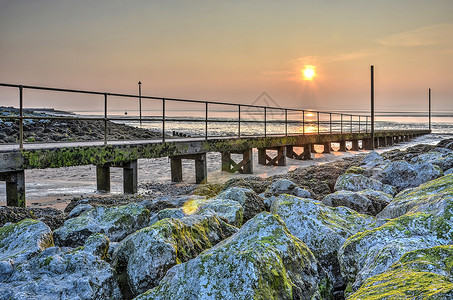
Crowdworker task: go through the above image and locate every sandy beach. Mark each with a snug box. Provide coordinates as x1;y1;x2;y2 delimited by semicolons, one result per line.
0;133;448;211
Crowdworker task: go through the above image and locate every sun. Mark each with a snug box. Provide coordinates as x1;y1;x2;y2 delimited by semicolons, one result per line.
302;65;316;80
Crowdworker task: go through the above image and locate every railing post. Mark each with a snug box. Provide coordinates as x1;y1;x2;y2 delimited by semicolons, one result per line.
340;114;343;134
104;93;108;145
205;102;208;140
329;113;332;134
317;112;320;135
358;116;361;133
350;115;353;133
162;98;166;143
19;85;23;149
264;107;267;137
302;110;305;135
285;109;288;136
238;105;241;138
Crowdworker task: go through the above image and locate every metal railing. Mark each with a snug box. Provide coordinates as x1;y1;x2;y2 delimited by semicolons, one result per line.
0;83;371;149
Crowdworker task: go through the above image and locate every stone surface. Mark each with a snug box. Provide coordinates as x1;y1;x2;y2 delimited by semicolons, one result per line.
113;210;237;298
378;174;453;220
264;178;298;196
0;245;122;300
271;195;377;292
339;211;453;292
83;233;110;260
335;173;396;196
136;212;331;300
215;187;265;221
53;203;150;247
322;189;391;216
198;198;244;227
380;160;443;191
148;208;186;226
66;203;94;219
0;219;53;265
290;187;312;198
348;245;453;299
361;151;390;168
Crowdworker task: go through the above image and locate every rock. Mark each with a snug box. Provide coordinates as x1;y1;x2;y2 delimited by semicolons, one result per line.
198;198;244;227
0;260;13;280
334;173;396;196
361;151;389;168
338;211;453;292
409;150;445;164
0;246;122;299
348;245;453;299
290;187;312;198
136;212;331;300
149;208;186;226
215;187;265;221
322;189;390;216
83;233;109;260
380;160;443;191
271;195;376;292
53;203;150;247
264;178;298;196
0;206;65;231
446;168;453;175
66;203;93;219
437;138;453;150
431;153;453;171
378;174;453;219
112;210;237;298
0;219;53;265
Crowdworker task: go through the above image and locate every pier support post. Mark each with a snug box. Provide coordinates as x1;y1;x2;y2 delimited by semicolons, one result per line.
322;142;331;154
386;136;394;146
221;149;253;174
379;137;386;147
1;171;26;207
258;147;286;166
195;154;207;184
123;160;138;194
96;165;111;192
363;138;373;150
170;157;183;182
351;140;359;151
374;138;379;149
286;145;311;160
310;144;317;153
339;141;347;152
171;154;207;184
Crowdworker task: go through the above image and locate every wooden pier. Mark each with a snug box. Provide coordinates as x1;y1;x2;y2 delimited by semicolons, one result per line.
0;130;429;207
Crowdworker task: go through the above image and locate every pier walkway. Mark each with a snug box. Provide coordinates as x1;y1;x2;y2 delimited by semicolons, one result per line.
0;83;430;206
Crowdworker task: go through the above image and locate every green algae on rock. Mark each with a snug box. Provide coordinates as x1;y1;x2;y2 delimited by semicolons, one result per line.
53;203;150;247
198;198;244;227
335;173;397;196
271;194;377;293
134;212;331;300
113;210;238;298
339;211;453;292
215;187;265;221
0;219;53;265
347;245;453;300
378;174;453;220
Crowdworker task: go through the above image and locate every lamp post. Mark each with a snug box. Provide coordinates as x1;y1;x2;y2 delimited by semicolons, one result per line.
371;65;375;149
138;81;142;126
429;88;431;132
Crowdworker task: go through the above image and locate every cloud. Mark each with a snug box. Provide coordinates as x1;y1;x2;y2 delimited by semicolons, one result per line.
377;24;453;47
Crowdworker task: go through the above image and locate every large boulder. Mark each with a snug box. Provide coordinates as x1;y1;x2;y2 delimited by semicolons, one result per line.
378;174;453;219
53;203;150;247
380;160;443;191
112;210;237;298
361;151;390;169
198;199;244;227
0;242;122;299
0;219;53;265
322;189;391;216
339;211;453;292
135;212;331;300
431;153;453;171
335;173;396;196
348;245;453;299
271;195;376;293
215;187;265;221
264;178;298;196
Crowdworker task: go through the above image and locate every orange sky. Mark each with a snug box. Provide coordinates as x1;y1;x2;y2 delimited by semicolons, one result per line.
0;0;452;113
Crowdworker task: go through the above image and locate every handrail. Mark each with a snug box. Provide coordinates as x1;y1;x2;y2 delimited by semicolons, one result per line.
0;82;371;148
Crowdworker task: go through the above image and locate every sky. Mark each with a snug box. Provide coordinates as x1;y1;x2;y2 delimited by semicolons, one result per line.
0;0;452;113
